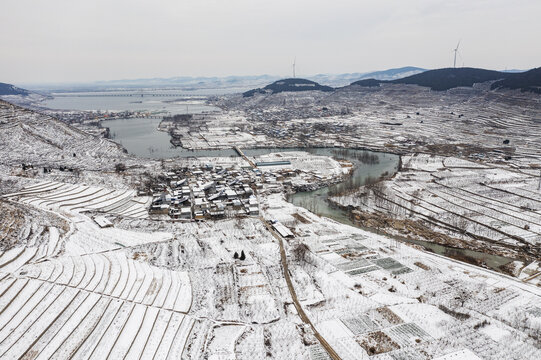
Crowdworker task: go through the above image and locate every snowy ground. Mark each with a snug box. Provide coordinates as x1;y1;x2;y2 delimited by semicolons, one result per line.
330;153;541;279
4;174;540;358
2;92;541;359
261;193;541;359
210;84;541;169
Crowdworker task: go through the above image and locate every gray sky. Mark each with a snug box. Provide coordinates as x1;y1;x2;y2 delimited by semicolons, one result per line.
1;0;540;84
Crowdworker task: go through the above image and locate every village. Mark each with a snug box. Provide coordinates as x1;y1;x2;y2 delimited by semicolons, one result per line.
147;148;354;221
149;165;262;220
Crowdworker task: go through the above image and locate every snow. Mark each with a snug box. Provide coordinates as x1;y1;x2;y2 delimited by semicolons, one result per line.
2;97;541;359
479;323;512;342
434;349;482;360
207;325;246;360
389;303;453;338
369;292;418;306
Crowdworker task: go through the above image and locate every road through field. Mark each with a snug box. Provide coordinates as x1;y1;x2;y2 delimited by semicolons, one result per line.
261;217;341;360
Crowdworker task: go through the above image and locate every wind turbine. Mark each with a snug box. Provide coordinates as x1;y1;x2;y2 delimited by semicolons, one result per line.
453;41;461;68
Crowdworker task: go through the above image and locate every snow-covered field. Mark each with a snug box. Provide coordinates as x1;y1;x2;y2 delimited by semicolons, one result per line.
261;193;541;359
332;154;541;276
2;88;541;359
8;184;538;359
4;180;150;219
0;186;193;359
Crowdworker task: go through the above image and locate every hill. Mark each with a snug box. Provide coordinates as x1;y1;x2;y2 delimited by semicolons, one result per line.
351;68;514;91
0;82;29;96
356;66;425;81
0;100;128;172
351;79;382;88
243;78;334;97
491;67;541;93
393;68;508;90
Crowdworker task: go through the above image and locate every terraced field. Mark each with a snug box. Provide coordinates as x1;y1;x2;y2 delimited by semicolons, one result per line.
0;177;195;359
0;274;193;359
0;224;193;359
0;100;129;172
4;181;150;219
331;154;541;277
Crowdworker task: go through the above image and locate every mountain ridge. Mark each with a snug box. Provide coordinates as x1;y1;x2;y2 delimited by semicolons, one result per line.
350;67;540;92
0;82;29;96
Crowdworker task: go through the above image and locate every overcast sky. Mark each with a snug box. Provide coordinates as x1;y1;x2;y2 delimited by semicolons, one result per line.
1;0;540;84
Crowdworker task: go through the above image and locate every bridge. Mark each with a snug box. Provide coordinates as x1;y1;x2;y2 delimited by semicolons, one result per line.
97;114;169;120
233;146;256;168
53;94;208;98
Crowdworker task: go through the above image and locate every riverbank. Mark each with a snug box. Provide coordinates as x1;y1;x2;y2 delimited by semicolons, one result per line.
328;200;520;275
323;153;541;281
276;148;523;276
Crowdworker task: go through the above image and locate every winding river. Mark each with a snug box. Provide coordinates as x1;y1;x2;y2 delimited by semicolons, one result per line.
102;117;515;273
284;149;515;272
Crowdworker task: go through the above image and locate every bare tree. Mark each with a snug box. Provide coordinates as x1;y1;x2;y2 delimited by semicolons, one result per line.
291;242;310;263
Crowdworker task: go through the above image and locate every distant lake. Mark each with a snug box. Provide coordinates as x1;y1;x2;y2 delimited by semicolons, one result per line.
43;93;220;114
43;90;225;158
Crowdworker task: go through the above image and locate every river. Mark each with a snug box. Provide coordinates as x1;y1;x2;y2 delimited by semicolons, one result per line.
287;150;515;273
100;115;515;273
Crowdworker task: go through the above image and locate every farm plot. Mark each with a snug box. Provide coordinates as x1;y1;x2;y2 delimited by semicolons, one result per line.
389;303;454;338
314;308;434;359
17;252;192;313
383;322;432;347
64;217;172;255
309;345;332;360
237;264;281;323
0;251;194;359
0;225;68;278
331;154;541;260
0;200;69;258
306;236;412;279
340;315;379;335
4;181;150;219
205;325;246;360
290;266;326;307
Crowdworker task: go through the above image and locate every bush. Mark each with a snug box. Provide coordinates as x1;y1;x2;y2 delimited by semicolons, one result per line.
115;163;127;173
291;243;309;263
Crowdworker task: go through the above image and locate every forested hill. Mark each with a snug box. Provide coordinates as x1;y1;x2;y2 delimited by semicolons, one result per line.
392;68;508;90
0;83;29;96
243;78;334;97
491;67;541;93
350;67;540;92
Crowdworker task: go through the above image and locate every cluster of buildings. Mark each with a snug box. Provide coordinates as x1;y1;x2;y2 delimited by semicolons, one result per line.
149;165;261;220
